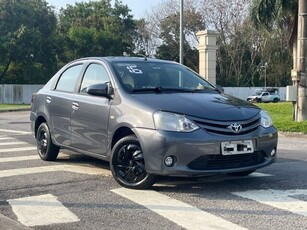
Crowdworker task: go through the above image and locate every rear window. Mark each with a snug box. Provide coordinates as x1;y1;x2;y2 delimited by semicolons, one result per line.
55;64;83;93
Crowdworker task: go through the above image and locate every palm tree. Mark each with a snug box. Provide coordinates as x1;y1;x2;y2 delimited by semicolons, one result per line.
250;0;298;44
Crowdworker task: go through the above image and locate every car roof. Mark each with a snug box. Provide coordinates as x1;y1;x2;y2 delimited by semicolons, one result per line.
72;56;177;64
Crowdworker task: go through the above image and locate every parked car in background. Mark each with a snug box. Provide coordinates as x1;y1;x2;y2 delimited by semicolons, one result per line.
30;57;278;189
247;88;280;103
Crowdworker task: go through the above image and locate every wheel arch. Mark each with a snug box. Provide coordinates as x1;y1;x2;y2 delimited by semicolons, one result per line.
111;126;135;150
34;116;47;138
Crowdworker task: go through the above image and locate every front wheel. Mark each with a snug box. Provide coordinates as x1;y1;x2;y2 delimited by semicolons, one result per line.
36;123;59;161
110;135;157;189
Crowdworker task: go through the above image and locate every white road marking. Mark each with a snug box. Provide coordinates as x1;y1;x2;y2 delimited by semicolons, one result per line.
0;129;31;135
248;172;272;177
0;155;38;163
0;142;28;146
0;147;37;153
0;137;14;140
0;164;110;178
233;189;307;217
8;194;79;227
112;188;247;230
0;153;73;163
157;172;273;187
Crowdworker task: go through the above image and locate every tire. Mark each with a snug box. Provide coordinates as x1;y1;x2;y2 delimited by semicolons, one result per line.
273;98;279;103
228;170;255;177
110;135;157;189
256;98;261;103
36;123;59;161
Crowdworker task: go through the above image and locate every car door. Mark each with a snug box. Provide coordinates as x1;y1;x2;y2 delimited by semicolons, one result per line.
46;63;84;147
70;62;112;156
261;92;270;102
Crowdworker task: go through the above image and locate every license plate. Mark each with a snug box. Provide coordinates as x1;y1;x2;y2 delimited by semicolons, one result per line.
221;140;254;155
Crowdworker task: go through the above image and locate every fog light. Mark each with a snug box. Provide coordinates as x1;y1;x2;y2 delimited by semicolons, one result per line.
164;156;175;167
271;148;276;156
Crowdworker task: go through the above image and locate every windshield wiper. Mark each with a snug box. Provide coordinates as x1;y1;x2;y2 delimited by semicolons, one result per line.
132;87;163;93
132;87;215;93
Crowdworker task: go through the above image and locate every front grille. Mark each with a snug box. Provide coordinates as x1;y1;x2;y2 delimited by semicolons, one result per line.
187;152;266;170
190;114;260;136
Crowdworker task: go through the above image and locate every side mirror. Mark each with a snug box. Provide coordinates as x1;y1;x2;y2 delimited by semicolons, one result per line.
86;82;113;99
215;85;224;93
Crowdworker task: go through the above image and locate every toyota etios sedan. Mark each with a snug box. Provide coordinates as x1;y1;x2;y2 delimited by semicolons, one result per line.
30;57;277;189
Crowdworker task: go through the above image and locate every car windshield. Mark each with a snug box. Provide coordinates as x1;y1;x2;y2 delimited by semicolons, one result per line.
111;61;216;93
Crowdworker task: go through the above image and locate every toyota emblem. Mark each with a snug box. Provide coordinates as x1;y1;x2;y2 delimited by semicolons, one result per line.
228;123;242;133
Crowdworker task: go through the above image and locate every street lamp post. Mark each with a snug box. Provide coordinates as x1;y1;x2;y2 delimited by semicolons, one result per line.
259;62;268;87
179;0;183;64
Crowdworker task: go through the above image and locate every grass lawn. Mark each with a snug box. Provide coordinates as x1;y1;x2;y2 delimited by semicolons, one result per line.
0;104;31;111
257;102;307;134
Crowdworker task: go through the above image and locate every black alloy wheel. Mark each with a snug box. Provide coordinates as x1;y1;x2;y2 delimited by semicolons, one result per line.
110;135;156;189
36;123;59;161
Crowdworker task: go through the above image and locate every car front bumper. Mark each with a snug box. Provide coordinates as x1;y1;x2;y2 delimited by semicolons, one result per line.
133;127;278;177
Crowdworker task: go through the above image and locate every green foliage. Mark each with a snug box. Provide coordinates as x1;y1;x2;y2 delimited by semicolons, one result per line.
155;9;205;71
0;104;30;111
250;0;298;30
0;0;298;88
57;0;136;62
0;0;58;84
257;102;307;133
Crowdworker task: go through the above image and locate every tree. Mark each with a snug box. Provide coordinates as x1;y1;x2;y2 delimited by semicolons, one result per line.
56;0;136;63
0;0;57;83
142;0;205;71
142;0;292;86
202;0;263;86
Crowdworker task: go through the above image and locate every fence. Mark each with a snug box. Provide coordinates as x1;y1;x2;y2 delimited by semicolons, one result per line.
0;84;286;104
0;84;43;104
224;87;286;101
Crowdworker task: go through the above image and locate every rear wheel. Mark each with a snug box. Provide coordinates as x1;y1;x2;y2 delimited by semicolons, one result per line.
228;170;254;177
110;135;157;189
36;123;59;161
273;98;279;103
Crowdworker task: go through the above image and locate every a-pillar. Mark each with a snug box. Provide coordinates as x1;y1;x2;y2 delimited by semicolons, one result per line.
196;30;219;85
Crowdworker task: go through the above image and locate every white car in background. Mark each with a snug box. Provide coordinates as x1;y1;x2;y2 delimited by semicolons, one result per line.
247;88;280;103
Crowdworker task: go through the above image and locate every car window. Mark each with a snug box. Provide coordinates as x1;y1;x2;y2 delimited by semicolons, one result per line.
80;64;110;93
55;64;83;93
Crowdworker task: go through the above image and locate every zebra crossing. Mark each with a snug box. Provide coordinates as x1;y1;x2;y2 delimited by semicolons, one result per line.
1;129;307;229
0;130;111;227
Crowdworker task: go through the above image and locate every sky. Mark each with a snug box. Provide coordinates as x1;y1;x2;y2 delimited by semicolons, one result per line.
47;0;164;18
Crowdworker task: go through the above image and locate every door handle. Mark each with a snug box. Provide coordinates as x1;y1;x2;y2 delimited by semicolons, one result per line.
46;96;51;104
72;102;79;111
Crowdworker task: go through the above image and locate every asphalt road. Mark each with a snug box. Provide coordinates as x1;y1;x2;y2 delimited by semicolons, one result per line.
1;111;307;230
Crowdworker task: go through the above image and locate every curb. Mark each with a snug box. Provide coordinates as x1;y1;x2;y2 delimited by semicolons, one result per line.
0;108;31;113
278;131;307;138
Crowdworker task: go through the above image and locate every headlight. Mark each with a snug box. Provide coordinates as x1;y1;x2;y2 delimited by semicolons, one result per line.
260;111;273;128
153;111;199;132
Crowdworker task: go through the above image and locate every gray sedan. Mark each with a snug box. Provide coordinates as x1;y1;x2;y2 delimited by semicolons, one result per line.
30;57;278;189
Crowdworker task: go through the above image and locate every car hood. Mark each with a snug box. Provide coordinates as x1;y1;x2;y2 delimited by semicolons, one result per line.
133;92;260;121
247;95;258;98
